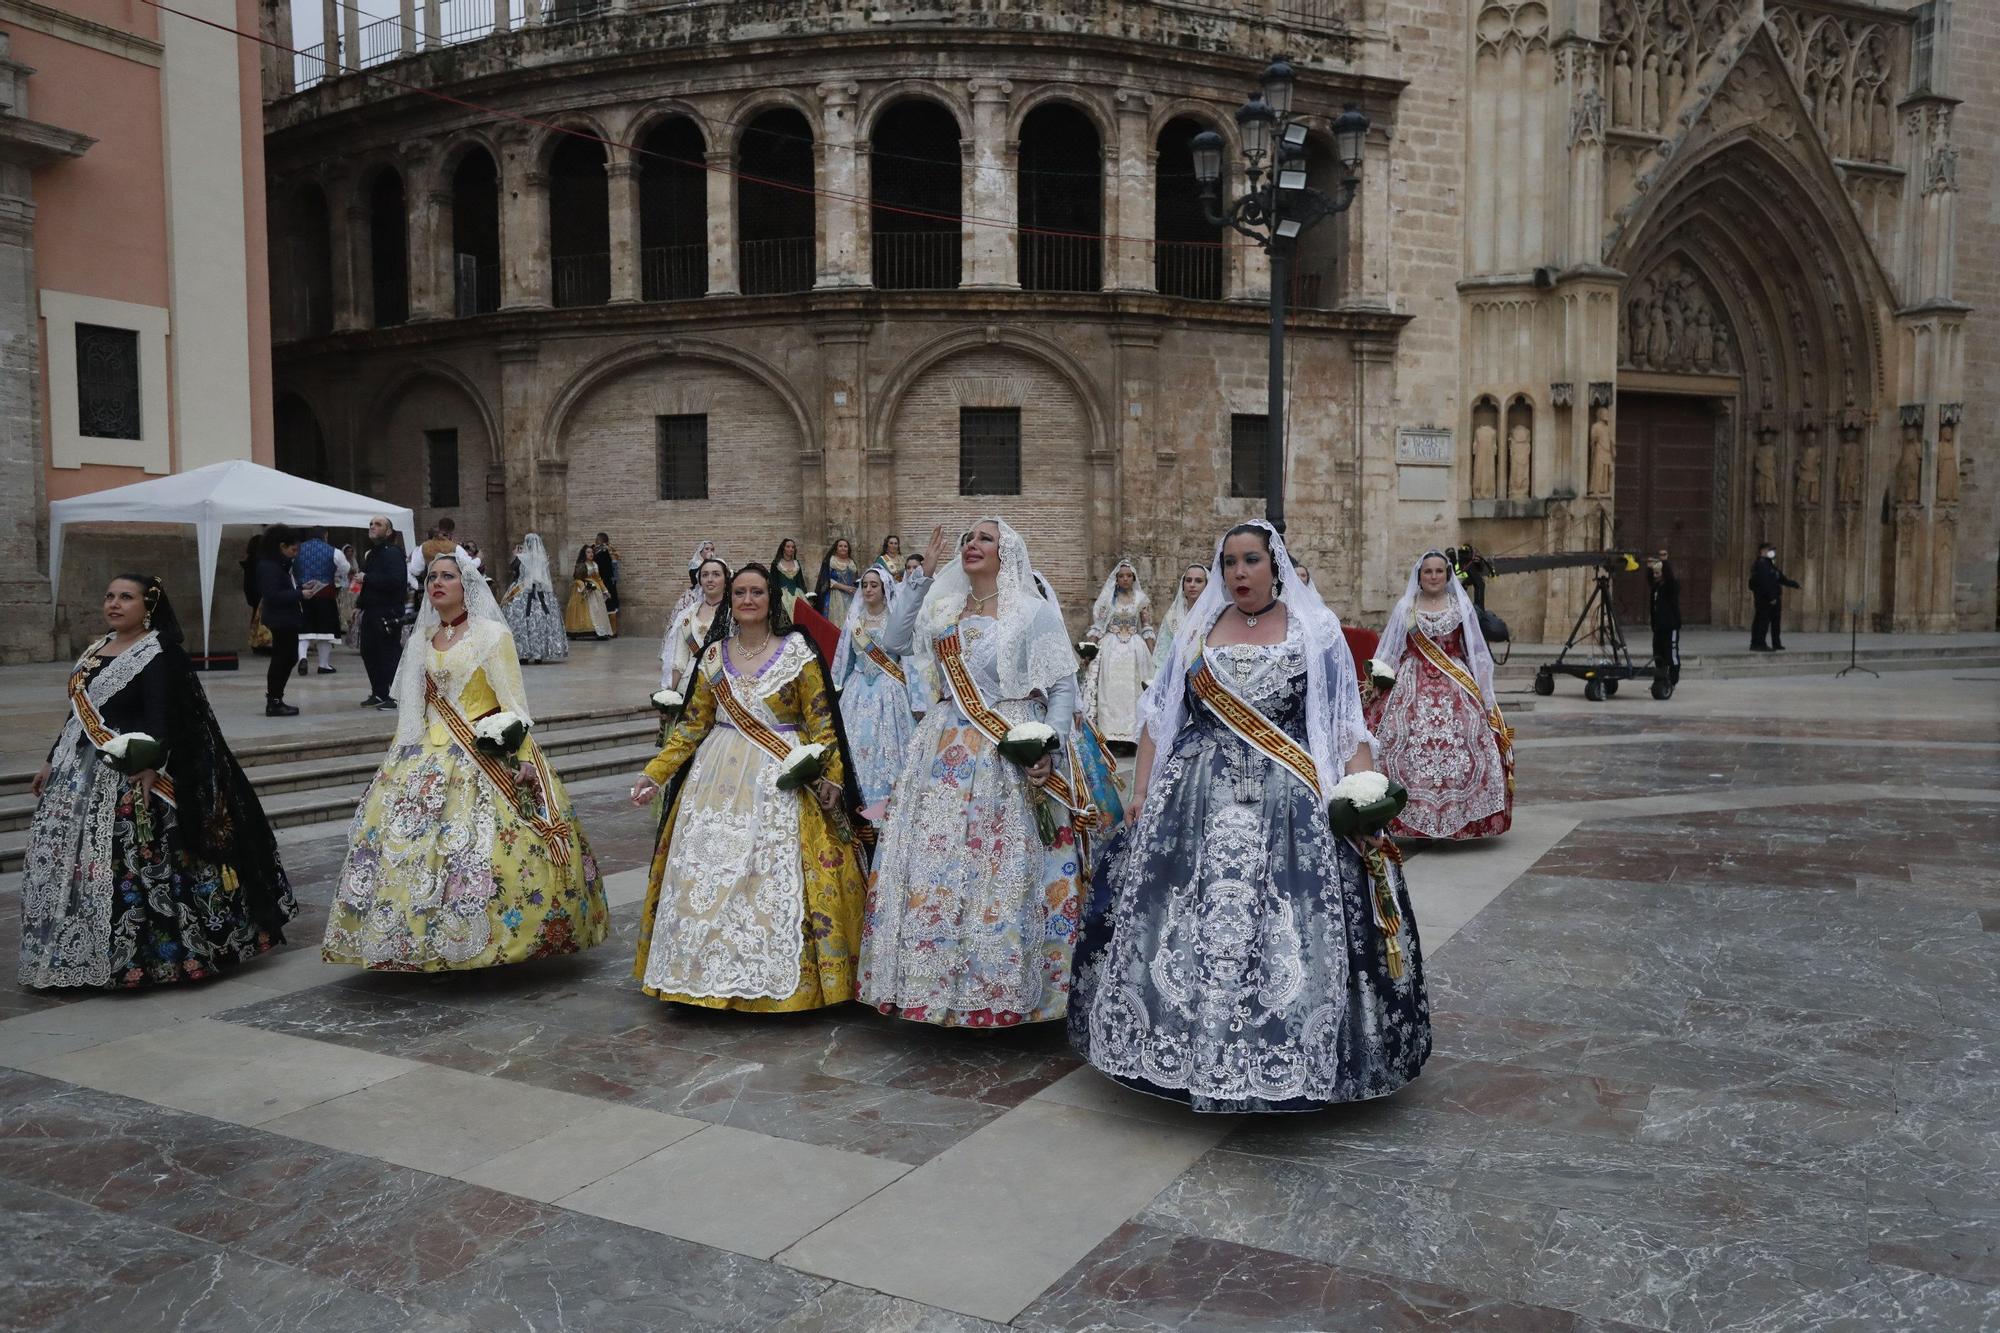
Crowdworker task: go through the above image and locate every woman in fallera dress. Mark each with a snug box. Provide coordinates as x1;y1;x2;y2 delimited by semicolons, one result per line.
503;532;568;665
874;534;903;582
322;554;609;970
1034;572;1126;853
1366;550;1514;840
661;557;730;693
1080;559;1153;746
1070;521;1430;1112
831;566;914;819
1151;563;1208;676
21;576;296;989
815;538;860;626
771;538;810;618
861;521;1086;1028
564;544;614;640
629;564;868;1011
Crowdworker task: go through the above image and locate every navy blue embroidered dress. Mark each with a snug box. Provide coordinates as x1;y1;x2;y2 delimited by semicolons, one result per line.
1069;622;1430;1112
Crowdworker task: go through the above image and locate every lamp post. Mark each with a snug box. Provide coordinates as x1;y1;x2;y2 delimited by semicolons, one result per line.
1191;62;1369;534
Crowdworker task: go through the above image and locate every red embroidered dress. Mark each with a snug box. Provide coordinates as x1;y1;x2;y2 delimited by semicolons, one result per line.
1365;606;1513;840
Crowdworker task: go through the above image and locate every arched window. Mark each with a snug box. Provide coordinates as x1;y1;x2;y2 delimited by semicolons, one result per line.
280;184;333;339
1017;103;1102;292
274;393;329;484
1154;116;1224;300
451;148;500;316
639;117;708;301
870;99;961;290
1292;132;1344;310
549;135;610;308
738;108;816;295
367;167;409;327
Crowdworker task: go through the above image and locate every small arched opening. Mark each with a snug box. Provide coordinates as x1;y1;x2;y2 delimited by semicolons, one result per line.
1018;103;1103;292
280;184;334;339
738;108;816;296
1154;116;1224;300
450;148;501;316
870;99;962;290
639;117;709;301
366;167;409;327
274;392;329;484
548;135;610;308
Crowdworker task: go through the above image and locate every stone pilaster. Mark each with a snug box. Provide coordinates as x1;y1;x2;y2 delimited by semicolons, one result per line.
1110;89;1154;292
964;78;1016;288
607;153;640;303
499;134;550;310
816;83;864;289
705;150;739;295
498;341;546;542
404;145;449;322
331;174;369;331
815;321;868;543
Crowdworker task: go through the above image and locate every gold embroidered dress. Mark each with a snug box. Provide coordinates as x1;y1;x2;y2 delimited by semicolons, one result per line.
634;632;866;1011
323;620;609;969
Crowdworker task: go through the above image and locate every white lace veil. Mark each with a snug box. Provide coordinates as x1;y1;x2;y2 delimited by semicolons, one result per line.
913;516;1076;702
1376;549;1497;708
832;564;897;683
1138;520;1371;797
392;551;525;746
663;556;730;687
1089;559;1150;635
1153;564;1207;650
515;533;553;595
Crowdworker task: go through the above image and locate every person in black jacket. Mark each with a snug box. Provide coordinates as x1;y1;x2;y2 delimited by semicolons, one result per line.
256;526;307;715
1646;549;1681;685
355;516;407;709
1748;543;1800;652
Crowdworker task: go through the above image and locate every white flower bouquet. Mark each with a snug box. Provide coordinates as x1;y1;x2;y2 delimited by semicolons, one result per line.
996;721;1060;768
1327;770;1407;838
99;731;165;775
650;688;684;714
472;711;529;760
1365;658;1398;693
775;742;827;793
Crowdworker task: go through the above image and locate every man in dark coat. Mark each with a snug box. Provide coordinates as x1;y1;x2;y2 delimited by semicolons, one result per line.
256;526;305;716
1646;549;1681;685
1748;542;1800;652
356;516;407;710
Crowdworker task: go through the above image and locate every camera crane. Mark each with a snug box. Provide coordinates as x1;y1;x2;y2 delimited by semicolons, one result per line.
1445;547;1671;702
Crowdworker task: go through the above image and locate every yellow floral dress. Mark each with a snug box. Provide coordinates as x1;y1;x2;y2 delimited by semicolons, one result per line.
323;623;609;970
634;632;866;1011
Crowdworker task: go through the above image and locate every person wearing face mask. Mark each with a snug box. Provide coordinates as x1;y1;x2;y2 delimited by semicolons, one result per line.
323;552;609;971
1365;551;1513;841
1070;521;1429;1111
861;520;1086;1029
1748;542;1799;651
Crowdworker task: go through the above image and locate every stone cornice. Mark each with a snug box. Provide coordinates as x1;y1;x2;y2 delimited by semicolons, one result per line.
0;0;163;66
0;113;94;169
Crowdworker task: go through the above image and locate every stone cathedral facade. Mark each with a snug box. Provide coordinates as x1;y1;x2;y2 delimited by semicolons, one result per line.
251;0;1994;642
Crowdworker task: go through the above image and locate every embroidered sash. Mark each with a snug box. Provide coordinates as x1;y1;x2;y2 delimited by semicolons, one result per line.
711;674;798;767
861;638;907;685
424;675;572;868
69;640;178;807
1409;629;1515;761
1187;653;1321;801
934;629;1092;821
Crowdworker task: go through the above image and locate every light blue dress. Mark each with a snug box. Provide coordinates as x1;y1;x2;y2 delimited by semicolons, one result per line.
834;615;916;808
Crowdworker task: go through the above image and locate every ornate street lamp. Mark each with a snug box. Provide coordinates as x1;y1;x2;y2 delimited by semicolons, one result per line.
1192;61;1369;534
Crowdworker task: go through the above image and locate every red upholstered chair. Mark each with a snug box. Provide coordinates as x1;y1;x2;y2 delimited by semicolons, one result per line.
1341;624;1380;678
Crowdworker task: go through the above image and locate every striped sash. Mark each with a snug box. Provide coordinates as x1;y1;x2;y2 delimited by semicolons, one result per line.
934;630;1092;823
1409;628;1515;761
712;674;797;766
424;675;572;867
1187;654;1321;801
69;654;177;807
862;639;907;685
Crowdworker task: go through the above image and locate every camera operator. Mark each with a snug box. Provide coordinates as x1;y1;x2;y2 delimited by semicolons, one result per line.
1646;548;1680;686
356;516;406;710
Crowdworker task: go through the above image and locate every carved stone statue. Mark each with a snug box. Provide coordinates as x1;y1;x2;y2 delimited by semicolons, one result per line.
1936;422;1960;504
1587;407;1615;497
1835;437;1864;506
1663;56;1685;120
1822;81;1846;158
1642;51;1661;131
1894;423;1923;505
1613;47;1634;127
1871;88;1894;162
1692;309;1715;371
1753;435;1779;507
1506;422;1532;499
1472;423;1499;499
1794;436;1823;508
1646;299;1670;367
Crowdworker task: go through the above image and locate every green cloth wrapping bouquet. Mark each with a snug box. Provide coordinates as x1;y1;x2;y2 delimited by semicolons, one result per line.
1327;770;1407;837
99;731;165;775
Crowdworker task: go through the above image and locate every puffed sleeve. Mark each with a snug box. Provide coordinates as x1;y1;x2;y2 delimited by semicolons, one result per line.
644;651;718;787
877;572;930;655
793;654;845;790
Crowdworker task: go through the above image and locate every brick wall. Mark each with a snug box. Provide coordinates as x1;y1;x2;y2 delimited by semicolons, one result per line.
1950;0;2000;629
376;378;494;562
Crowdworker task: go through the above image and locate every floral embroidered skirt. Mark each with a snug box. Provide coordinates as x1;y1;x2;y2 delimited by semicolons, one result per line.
838;664;915;809
322;737;609;970
19;750;296;989
504;589;569;664
633;726;865;1012
1367;663;1512;840
860;704;1083;1027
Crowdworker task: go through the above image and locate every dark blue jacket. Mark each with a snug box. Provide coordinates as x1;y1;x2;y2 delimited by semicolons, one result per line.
356;540;406;615
256;556;303;631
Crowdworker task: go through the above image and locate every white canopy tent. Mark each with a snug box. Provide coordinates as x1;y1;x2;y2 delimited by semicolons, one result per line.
48;460;417;656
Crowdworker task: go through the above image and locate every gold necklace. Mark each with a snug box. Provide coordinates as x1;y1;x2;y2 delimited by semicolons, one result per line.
966;588;999;612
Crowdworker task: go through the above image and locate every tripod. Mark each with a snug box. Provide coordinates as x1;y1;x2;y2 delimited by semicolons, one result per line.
1834;608;1878;678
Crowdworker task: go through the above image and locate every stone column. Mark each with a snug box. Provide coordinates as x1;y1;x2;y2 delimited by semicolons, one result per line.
320;0;339;73
328;173;368;330
1111;328;1160;554
423;0;440;44
816;82;864;288
498;135;550;310
403;147;449;321
704;150;738;295
399;0;416;56
816;322;869;542
498;341;545;541
340;0;359;73
607;152;640;303
1111;88;1154;292
964;78;1016;288
1352;337;1399;613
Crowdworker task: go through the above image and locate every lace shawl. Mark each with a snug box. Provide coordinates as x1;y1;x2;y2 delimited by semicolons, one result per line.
1376;550;1498;708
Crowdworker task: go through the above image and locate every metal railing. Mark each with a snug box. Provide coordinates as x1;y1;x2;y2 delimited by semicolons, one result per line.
873;230;961;290
1019;232;1102;293
552;252;611;307
641;243;708;301
740;236;815;295
454;255;501;315
1288;265;1331;310
1154;239;1226;300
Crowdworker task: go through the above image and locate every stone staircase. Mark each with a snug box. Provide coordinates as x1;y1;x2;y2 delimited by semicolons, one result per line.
0;704;661;872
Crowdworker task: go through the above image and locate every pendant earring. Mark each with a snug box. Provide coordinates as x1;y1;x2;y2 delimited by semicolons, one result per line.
143;613;152;629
